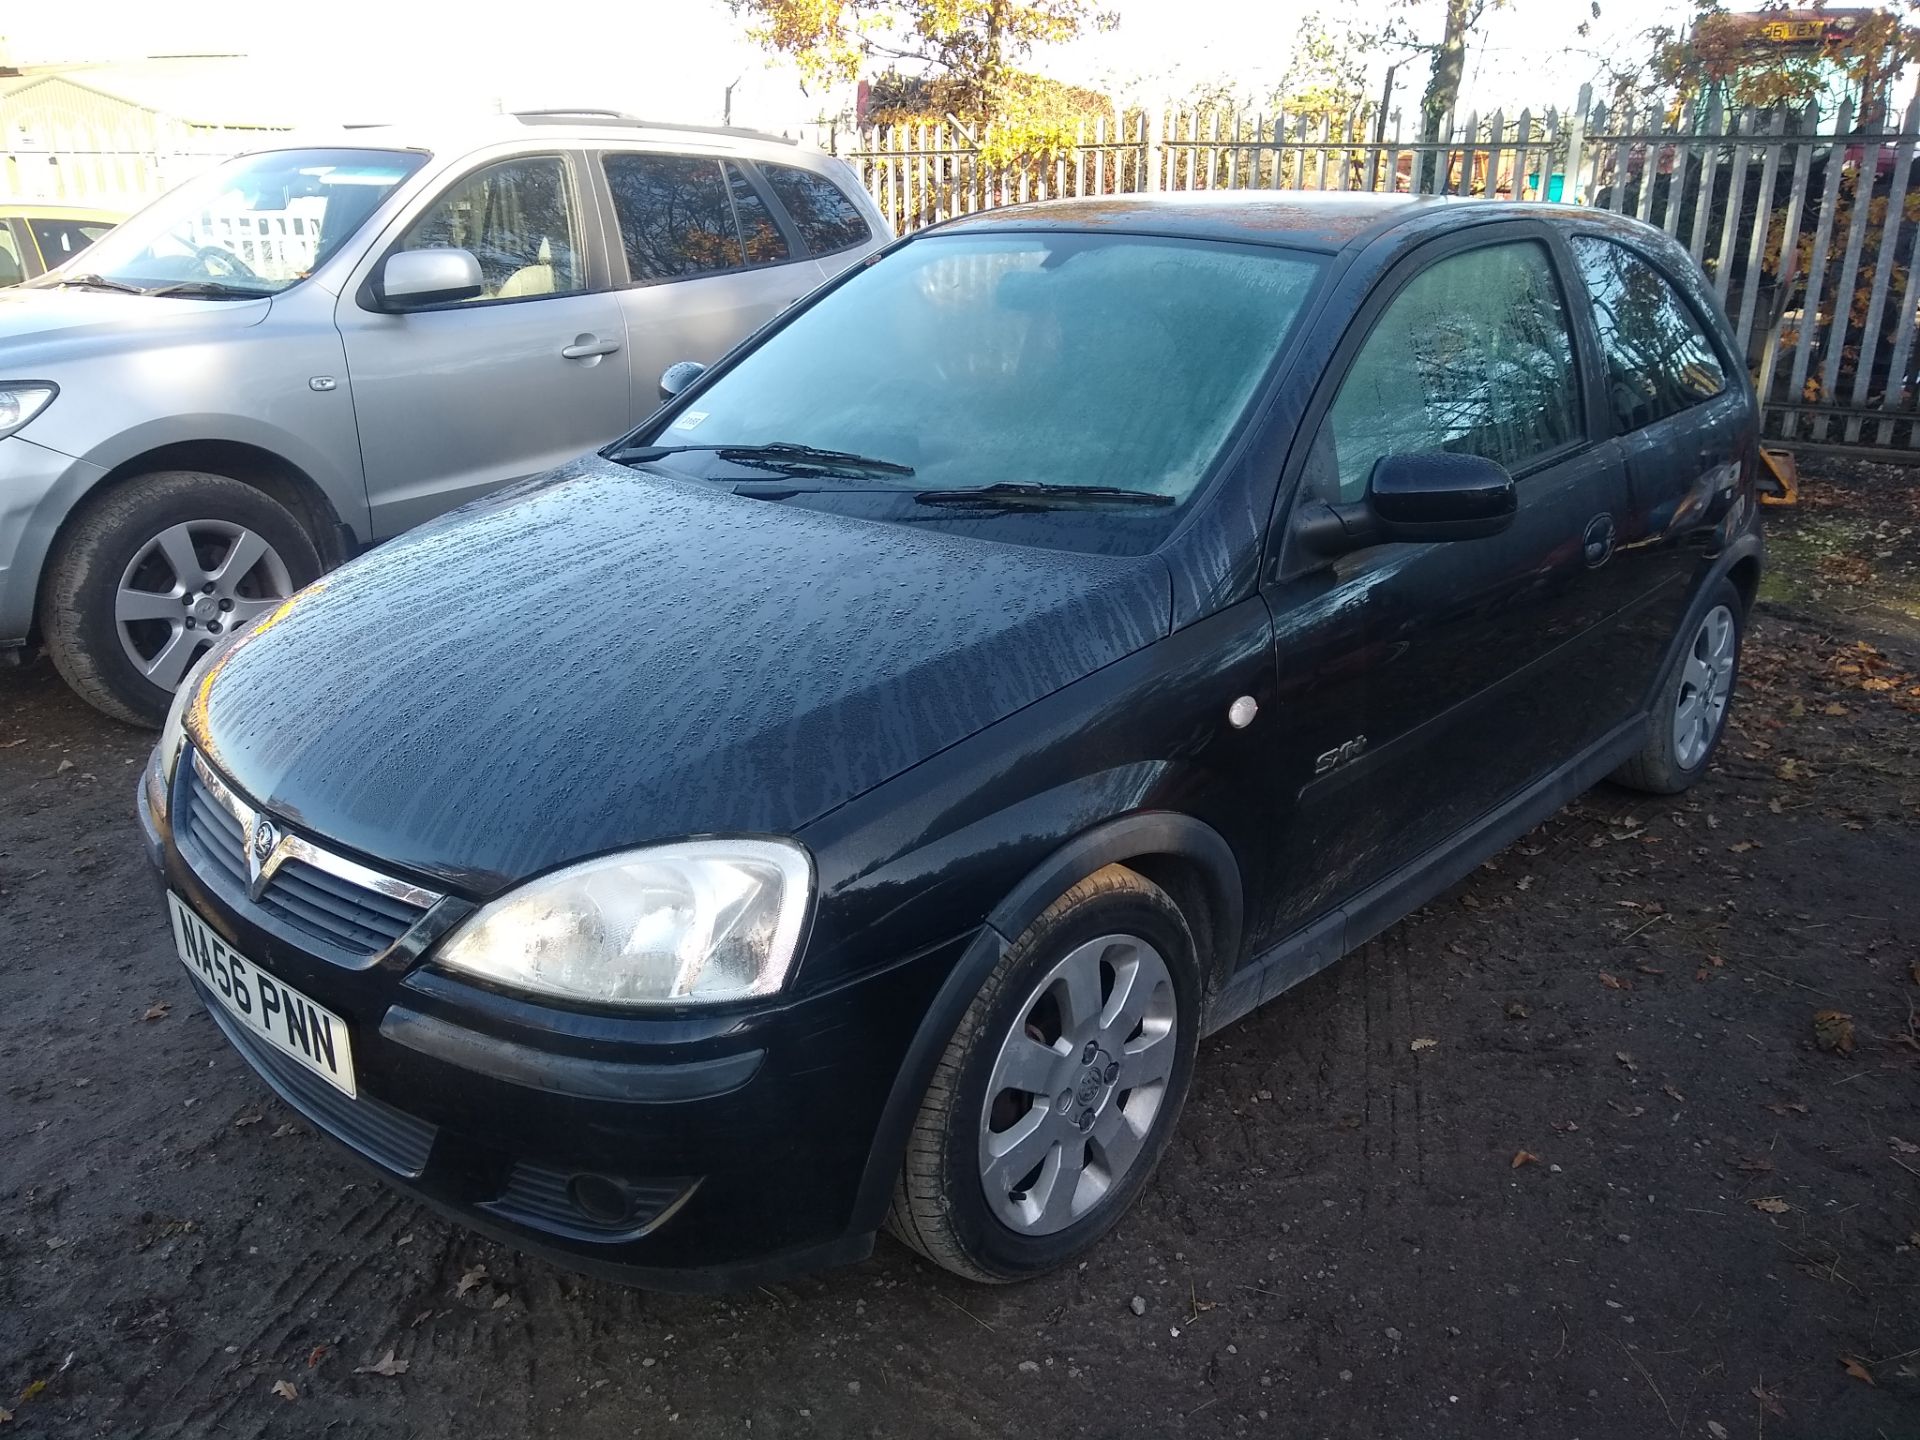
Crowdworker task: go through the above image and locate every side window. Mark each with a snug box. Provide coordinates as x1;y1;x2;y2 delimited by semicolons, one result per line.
603;154;743;282
1312;240;1580;503
761;163;871;255
397;155;583;303
1571;235;1727;433
0;224;25;286
725;161;790;265
30;219;112;266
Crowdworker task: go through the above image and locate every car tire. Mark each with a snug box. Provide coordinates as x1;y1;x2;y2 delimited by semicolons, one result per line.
1611;578;1745;796
886;864;1202;1282
40;471;321;728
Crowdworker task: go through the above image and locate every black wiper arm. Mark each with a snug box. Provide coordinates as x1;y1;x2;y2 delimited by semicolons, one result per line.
146;280;273;300
609;441;915;478
54;273;147;295
914;483;1175;508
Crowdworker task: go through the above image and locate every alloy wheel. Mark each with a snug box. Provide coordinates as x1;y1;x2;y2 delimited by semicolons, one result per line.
114;520;293;690
977;933;1178;1236
1672;603;1736;770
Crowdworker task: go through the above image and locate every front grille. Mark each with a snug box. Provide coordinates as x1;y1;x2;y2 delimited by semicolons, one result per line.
175;751;440;961
479;1161;692;1242
201;987;437;1178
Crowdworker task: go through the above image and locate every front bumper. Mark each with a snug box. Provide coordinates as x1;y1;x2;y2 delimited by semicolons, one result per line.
0;435;107;646
138;751;962;1290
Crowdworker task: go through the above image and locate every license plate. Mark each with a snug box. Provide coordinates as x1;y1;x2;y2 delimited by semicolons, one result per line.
167;892;357;1097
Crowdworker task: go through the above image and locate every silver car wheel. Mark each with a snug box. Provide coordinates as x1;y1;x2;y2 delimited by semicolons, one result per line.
1672;603;1736;770
977;933;1178;1236
114;520;293;690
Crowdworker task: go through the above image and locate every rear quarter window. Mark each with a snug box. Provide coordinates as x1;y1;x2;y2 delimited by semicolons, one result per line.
1570;234;1728;434
761;164;871;255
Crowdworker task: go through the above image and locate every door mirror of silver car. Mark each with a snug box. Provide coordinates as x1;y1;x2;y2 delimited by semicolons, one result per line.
380;248;485;308
659;360;706;402
1293;452;1516;557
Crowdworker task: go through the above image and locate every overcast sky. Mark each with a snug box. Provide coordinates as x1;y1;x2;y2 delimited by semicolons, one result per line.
1;0;1689;130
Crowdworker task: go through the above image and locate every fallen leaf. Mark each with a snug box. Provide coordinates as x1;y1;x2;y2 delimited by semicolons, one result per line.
1662;1084;1686;1103
271;1380;297;1402
1730;841;1759;854
1733;1155;1775;1174
1765;1100;1810;1117
1552;1120;1580;1133
1891;1137;1920;1156
1776;758;1800;781
1615;1051;1638;1072
1768;796;1784;814
1751;1383;1787;1418
456;1265;488;1296
141;1003;170;1022
1707;1422;1729;1440
306;1345;328;1368
1599;971;1633;991
16;1382;44;1405
1503;1000;1529;1021
354;1349;408;1378
491;1292;510;1310
1634;964;1666;976
410;1309;433;1328
1511;1150;1541;1169
1750;1196;1792;1214
271;1122;299;1138
1694;966;1712;982
1910;961;1920;986
1410;1037;1438;1053
233;1111;263;1128
1840;1356;1874;1385
0;1404;11;1423
1813;1009;1855;1056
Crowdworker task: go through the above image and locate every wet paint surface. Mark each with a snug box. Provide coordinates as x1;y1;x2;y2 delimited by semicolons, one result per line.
196;456;1171;892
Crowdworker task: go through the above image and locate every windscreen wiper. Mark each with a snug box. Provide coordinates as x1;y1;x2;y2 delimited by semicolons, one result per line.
610;441;915;479
54;273;146;295
146;280;273;300
914;483;1174;508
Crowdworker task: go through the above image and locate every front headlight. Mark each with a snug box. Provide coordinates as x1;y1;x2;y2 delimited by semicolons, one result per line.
436;839;813;1007
0;383;56;439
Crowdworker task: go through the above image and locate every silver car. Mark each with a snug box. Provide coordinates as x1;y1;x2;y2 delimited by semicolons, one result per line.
0;111;889;724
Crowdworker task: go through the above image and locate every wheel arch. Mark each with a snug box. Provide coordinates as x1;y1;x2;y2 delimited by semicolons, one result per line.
85;441;353;568
848;810;1243;1234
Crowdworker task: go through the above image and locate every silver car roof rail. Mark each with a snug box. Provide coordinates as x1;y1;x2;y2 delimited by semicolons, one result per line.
510;109;800;145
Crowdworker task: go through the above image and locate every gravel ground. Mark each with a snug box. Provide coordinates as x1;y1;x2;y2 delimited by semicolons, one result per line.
3;475;1917;1439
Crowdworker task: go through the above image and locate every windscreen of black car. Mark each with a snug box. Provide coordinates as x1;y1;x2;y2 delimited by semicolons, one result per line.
651;232;1323;507
1570;235;1727;433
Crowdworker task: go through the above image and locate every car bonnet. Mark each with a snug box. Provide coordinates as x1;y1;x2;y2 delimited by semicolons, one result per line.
192;456;1173;894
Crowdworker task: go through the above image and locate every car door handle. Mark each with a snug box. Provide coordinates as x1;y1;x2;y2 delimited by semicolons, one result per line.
561;337;621;359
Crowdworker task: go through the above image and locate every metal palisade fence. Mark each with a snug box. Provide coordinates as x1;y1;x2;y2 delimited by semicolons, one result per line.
9;94;1920;457
812;86;1920;459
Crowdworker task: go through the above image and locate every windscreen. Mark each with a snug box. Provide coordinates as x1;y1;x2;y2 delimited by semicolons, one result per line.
33;148;425;296
654;230;1323;504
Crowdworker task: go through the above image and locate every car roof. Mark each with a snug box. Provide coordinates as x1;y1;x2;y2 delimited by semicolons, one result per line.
927;192;1605;255
0;201;124;221
273;111;818;167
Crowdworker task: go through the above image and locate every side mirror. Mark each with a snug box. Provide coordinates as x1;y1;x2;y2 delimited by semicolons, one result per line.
379;248;484;308
658;360;706;402
1294;452;1516;557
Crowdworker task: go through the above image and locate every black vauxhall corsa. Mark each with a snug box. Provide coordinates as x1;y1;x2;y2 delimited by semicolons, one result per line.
139;193;1763;1288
